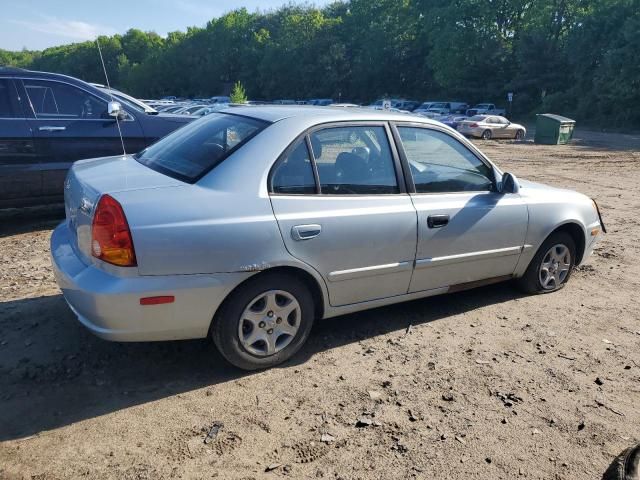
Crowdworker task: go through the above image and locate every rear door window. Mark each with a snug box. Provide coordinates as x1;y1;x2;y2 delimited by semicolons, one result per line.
135;113;268;183
309;125;399;194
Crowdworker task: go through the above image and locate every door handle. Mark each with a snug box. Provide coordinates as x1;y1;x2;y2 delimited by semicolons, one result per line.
291;224;322;241
427;214;450;228
39;126;66;132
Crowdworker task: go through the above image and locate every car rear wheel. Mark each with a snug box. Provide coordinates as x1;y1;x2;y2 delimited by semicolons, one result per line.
516;232;576;294
212;272;315;370
482;129;492;140
515;129;525;140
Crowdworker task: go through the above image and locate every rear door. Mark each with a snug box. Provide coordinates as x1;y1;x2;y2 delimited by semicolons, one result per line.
269;123;418;307
20;77;146;198
0;78;40;208
393;124;528;293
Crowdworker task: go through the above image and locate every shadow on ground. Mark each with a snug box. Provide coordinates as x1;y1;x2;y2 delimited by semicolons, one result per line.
0;283;524;441
0;204;64;238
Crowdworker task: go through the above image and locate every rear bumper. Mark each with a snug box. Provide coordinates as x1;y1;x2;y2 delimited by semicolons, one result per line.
457;126;483;137
50;223;252;341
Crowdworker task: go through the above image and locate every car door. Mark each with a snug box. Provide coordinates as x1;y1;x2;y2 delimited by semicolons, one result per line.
20;77;146;198
0;78;40;208
269;123;418;307
393;124;528;293
493;116;511;138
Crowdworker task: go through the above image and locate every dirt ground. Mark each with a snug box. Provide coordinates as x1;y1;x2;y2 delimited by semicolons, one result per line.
1;129;639;480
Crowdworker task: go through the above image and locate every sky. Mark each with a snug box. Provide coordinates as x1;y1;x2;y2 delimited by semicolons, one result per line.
0;0;331;51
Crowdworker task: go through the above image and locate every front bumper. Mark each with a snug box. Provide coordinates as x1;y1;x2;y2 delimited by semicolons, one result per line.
50;223;252;342
582;220;602;263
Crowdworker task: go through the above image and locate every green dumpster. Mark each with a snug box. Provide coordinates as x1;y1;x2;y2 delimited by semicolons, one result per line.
535;114;576;145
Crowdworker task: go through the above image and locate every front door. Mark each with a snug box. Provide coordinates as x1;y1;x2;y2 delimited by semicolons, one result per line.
269;123;417;307
19;78;146;198
0;78;40;208
394;124;528;293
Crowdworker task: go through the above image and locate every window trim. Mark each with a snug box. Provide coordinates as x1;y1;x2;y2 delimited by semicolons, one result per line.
268;120;408;197
390;121;499;195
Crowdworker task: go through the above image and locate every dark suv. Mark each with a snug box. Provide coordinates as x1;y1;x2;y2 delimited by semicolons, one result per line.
0;67;194;208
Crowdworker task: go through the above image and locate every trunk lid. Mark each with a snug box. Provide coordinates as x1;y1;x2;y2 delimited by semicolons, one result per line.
64;154;183;263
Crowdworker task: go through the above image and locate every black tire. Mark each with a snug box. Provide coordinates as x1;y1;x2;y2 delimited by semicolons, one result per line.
482;129;492;140
211;272;315;370
602;443;640;480
515;129;525;140
516;231;576;294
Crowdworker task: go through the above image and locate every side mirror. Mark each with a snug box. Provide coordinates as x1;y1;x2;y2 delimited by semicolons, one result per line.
107;101;123;119
501;172;519;194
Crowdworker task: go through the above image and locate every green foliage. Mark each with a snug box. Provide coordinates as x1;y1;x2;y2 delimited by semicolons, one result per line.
230;81;248;103
1;0;638;127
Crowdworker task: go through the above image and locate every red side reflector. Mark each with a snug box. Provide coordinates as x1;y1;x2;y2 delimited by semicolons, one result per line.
140;296;175;306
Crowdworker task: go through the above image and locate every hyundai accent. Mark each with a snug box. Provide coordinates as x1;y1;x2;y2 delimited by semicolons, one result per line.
51;106;605;370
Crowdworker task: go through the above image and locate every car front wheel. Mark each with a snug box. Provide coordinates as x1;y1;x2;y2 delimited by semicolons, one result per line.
515;129;525;140
517;232;576;294
212;272;315;370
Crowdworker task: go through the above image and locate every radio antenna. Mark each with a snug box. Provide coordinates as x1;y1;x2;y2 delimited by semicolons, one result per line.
96;36;126;157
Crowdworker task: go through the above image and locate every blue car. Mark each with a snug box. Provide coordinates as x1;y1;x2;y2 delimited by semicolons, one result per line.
0;67;194;208
438;115;468;130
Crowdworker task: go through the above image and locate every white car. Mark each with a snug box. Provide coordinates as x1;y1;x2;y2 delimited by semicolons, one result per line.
458;115;527;140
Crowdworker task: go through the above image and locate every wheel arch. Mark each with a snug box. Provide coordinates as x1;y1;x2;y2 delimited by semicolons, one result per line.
547;221;587;265
208;265;327;337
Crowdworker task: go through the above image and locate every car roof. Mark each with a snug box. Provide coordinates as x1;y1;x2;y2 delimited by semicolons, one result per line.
220;105;440;125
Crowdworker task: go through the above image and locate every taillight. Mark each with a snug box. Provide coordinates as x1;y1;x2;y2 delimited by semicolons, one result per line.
470;123;479;128
91;194;137;267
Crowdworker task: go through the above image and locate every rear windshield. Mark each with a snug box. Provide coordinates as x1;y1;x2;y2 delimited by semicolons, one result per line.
135;113;269;183
468;115;487;121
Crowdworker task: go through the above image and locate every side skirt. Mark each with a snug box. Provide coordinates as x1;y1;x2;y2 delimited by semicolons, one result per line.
322;275;514;319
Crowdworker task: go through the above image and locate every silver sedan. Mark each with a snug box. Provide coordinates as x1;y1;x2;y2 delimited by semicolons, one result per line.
51;107;604;370
458;115;527;140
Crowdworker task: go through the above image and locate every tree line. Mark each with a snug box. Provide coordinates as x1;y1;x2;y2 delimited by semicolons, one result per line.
1;0;639;126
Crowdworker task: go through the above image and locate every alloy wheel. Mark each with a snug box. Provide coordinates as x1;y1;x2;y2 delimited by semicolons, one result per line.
539;243;572;291
238;290;301;356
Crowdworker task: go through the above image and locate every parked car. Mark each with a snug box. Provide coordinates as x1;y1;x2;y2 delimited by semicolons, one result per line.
466;103;506;116
209;96;231;104
437;115;468;129
419;108;448;119
91;84;159;116
368;98;406;109
158;104;188;113
308;98;334;106
51;106;604;370
413;101;442;114
191;103;230;117
458;115;526;140
418;102;470;118
0;67;194;208
174;104;209;115
394;100;421;111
